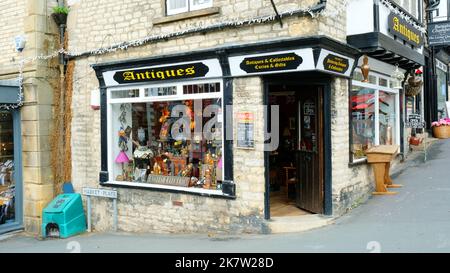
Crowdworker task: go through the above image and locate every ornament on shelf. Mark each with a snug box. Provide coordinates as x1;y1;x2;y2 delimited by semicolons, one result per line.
152;162;161;175
203;167;212;189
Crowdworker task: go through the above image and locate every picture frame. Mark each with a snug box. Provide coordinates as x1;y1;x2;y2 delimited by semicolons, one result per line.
134;168;147;182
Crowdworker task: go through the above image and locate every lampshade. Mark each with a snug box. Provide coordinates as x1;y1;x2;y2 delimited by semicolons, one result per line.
115;151;130;163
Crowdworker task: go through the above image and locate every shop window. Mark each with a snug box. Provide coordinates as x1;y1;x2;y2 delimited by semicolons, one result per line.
166;0;213;16
183;83;220;94
378;91;397;145
351;86;375;160
145;86;177;97
392;0;419;19
352;71;364;82
378;78;388;87
111;89;140;99
350;78;400;162
0;111;15;226
368;75;377;85
437;68;448;119
108;81;224;193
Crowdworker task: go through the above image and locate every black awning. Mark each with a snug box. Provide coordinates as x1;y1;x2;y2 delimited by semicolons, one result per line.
347;32;424;70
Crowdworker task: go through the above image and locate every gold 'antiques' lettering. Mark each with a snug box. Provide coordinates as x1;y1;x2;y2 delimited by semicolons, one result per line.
122;66;196;81
391;16;421;45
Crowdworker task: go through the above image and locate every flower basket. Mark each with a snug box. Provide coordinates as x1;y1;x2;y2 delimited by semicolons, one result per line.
405;84;422;97
405;74;423;97
433;125;450;139
51;13;67;25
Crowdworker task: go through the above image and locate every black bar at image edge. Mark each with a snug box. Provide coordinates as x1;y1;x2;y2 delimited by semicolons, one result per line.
1;253;447;271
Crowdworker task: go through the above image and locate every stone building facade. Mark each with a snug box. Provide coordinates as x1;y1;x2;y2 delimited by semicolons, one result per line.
0;0;59;235
64;0;376;234
0;0;426;235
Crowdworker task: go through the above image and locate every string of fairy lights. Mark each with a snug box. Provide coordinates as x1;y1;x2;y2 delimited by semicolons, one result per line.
1;0;426;110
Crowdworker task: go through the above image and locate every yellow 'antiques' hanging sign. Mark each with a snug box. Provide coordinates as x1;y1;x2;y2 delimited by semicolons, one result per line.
388;13;423;47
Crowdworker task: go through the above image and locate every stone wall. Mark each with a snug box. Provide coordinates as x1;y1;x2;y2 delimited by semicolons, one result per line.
0;0;59;234
67;0;348;233
0;0;26;75
330;77;372;215
66;0;346;56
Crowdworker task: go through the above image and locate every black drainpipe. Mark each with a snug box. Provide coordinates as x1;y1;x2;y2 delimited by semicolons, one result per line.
57;0;66;68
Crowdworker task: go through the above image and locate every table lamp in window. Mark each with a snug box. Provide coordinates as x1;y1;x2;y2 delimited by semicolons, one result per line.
115;151;129;181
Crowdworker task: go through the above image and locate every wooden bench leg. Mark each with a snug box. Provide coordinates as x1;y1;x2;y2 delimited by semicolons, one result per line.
372;163;397;195
384;162;403;188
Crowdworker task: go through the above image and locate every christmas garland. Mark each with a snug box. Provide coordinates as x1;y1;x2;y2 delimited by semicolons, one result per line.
1;0;426;110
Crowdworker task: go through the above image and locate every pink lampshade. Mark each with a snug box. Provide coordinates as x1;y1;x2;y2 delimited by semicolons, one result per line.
217;157;222;169
115;151;129;163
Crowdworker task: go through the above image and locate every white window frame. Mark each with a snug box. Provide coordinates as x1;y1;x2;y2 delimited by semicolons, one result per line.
166;0;213;16
189;0;213;12
106;79;225;196
351;72;400;163
166;0;189;16
392;0;419;19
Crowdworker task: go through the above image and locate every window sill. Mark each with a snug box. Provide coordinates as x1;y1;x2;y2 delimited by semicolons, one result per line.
153;7;220;25
101;181;236;199
348;157;367;166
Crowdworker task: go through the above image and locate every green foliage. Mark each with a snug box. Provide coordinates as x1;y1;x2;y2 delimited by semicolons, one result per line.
52;6;70;15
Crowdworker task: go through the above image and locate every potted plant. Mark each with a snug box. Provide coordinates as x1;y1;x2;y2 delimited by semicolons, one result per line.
431;118;450;139
51;6;69;25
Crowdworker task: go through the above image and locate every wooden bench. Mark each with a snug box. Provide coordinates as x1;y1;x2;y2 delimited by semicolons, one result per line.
366;145;402;195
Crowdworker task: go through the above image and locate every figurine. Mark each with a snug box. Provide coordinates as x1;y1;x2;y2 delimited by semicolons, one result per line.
189;177;198;187
204;150;214;165
159;105;170;123
152;162;161;175
203;167;212;189
180;163;193;177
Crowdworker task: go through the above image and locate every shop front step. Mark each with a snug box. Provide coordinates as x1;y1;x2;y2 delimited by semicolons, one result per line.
267;214;334;234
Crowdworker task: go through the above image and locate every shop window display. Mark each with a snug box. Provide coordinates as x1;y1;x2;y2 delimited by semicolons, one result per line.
109;83;223;191
351;72;399;162
0;112;15;225
351;87;375;159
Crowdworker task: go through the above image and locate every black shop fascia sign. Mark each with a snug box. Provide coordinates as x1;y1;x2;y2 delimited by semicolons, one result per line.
239;53;303;73
388;13;423;48
229;48;355;78
103;59;222;86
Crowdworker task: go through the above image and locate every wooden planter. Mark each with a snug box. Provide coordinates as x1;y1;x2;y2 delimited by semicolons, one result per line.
433;125;450;139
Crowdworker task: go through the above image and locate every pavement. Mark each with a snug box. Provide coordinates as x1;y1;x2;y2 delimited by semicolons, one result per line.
1;139;450;253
